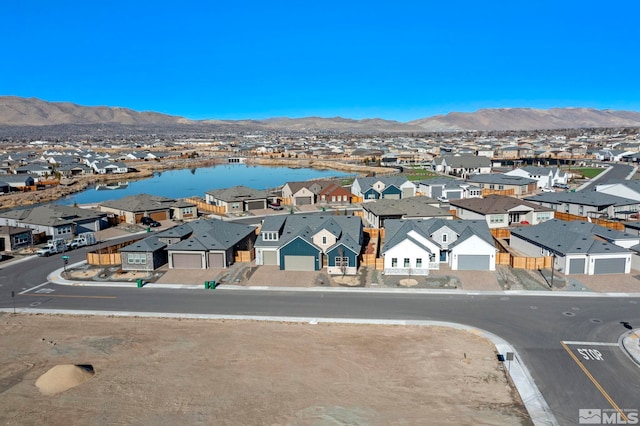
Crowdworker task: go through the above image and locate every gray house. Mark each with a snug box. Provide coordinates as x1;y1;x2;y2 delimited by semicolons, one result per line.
509;220;637;275
205;185;268;213
0;204;108;238
361;196;454;228
166;218;257;269
120;237;168;272
523;191;640;220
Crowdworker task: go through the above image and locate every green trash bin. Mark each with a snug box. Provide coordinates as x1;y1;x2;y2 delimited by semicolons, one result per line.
136;279;143;288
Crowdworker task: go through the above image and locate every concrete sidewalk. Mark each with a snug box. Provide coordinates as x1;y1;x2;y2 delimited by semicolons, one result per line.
621;330;640;366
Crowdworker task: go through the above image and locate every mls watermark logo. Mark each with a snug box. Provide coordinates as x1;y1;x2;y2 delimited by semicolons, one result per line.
579;408;639;424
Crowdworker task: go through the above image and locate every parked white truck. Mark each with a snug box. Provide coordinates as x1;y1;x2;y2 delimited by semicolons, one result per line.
68;232;97;249
37;239;68;257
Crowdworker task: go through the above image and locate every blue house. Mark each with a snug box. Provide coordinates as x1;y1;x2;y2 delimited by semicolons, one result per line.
256;215;364;275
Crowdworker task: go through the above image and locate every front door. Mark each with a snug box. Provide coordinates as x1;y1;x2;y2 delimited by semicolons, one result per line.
440;251;447;262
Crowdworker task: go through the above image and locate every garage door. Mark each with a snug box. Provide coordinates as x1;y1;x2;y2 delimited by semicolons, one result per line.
402;188;413;198
457;255;490;270
246;200;264;210
208;252;225;268
150;211;168;221
447;191;462;200
172;253;203;269
594;258;626;274
284;255;316;271
263;250;277;265
432;187;443;198
383;193;401;200
296;196;313;205
568;258;585;274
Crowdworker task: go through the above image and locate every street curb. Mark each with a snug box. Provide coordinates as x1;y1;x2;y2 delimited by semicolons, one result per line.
48;265;640;298
619;329;640;367
0;308;558;426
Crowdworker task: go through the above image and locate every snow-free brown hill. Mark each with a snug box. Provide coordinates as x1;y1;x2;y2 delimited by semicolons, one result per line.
0;97;422;132
2;97;640;132
0;96;192;126
408;108;640;131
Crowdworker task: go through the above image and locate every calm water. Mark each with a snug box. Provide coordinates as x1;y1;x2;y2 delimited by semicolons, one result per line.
60;164;352;205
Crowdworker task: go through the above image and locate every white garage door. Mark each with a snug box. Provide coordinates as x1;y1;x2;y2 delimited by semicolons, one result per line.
457;255;490;271
284;255;316;271
568;258;586;274
172;253;203;269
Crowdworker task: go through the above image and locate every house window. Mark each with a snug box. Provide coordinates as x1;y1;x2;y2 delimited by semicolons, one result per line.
335;257;349;267
322;236;327;244
578;206;584;215
498;185;504;190
404;258;410;267
489;184;495;189
15;235;29;244
442;234;448;243
416;258;423;268
391;258;397;267
127;253;147;265
231;203;240;209
58;225;72;235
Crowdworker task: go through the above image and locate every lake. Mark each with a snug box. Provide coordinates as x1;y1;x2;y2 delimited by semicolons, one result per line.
60;164;353;205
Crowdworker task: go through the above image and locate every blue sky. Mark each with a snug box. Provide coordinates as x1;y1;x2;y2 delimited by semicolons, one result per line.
2;1;639;121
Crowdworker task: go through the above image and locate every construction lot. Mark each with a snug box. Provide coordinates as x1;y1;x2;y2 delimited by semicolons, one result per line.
0;314;530;425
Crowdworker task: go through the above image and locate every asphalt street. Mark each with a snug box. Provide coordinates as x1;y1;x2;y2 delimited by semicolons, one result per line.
2;254;640;425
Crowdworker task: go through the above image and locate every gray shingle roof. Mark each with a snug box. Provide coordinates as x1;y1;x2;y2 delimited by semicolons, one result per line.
361;197;452;218
524;191;638;207
466;174;537;185
205;185;267;201
449;195;551;214
100;194;176;212
167;218;256;251
120;236;167;252
510;219;633;255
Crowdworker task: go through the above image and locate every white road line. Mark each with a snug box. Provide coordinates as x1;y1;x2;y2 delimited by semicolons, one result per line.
562;341;619;347
19;282;50;295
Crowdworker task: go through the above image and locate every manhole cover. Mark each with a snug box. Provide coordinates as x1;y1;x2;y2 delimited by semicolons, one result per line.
500;297;509;301
590;318;602;323
563;312;576;317
530;306;538;310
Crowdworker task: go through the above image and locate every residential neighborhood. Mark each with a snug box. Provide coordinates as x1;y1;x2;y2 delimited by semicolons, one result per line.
1;126;640;289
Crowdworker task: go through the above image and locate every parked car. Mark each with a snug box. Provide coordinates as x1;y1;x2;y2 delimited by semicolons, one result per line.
268;203;283;210
141;217;155;225
148;220;161;227
553;183;570;190
37;247;57;257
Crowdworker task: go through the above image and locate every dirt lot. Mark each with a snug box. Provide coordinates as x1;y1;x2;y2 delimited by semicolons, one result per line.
0;314;530;425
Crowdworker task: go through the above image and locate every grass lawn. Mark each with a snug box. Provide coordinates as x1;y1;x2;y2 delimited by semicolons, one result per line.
573;167;606;179
403;167;438;181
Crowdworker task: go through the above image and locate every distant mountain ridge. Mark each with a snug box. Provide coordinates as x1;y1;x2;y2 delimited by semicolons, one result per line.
408;107;640;131
1;96;640;132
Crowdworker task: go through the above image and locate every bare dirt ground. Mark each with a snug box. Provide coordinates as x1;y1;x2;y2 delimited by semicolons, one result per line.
0;314;531;426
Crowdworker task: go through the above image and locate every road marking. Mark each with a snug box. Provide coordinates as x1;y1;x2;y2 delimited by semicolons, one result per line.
560;341;628;422
35;288;55;294
19;294;117;299
19;282;50;295
562;341;619;347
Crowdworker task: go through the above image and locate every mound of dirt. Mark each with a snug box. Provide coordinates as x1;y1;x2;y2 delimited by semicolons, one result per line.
35;364;94;396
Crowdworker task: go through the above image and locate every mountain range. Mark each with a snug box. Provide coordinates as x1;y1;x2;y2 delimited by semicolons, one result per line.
2;96;640;132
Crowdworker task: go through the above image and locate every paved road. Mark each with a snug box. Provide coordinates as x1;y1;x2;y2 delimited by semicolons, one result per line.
580;163;636;191
1;258;640;425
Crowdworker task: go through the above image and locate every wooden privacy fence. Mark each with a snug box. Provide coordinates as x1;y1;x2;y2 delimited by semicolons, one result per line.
86;239;143;266
183;197;227;215
482;189;515;197
553;211;624;230
235;249;254;263
496;252;552;269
